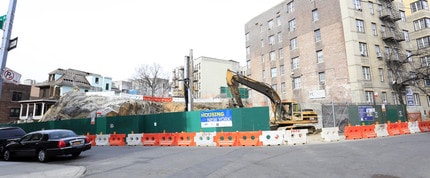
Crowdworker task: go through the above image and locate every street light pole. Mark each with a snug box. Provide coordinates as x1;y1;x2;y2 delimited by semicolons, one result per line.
0;0;17;98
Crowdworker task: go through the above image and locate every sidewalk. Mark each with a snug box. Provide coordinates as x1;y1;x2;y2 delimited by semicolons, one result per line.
0;161;86;178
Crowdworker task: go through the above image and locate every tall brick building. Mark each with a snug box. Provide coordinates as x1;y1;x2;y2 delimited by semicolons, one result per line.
244;0;429;115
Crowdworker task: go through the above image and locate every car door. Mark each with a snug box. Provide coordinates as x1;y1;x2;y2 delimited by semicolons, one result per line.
13;133;42;157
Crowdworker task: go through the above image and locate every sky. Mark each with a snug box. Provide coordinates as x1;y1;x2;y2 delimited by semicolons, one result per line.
0;0;284;83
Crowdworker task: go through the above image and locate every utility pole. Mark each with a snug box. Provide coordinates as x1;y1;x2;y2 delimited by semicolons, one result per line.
183;49;194;112
0;0;17;98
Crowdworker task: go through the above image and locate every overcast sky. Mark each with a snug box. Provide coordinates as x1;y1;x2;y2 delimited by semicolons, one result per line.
0;0;284;82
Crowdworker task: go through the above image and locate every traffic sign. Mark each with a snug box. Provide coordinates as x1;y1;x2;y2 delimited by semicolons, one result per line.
2;67;21;84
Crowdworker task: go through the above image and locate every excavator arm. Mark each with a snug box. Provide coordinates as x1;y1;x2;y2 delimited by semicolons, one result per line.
226;69;287;120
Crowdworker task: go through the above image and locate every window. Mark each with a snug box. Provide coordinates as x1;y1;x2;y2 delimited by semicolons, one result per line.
403;30;410;42
365;91;374;104
246;60;251;69
246;46;250;57
261;39;264;47
382;92;388;104
268;19;274;30
363;66;371;80
277;32;283;43
317;50;324;63
280;65;285;75
271;67;277;78
421;56;430;66
293;77;301;89
400;11;406;22
319;72;325;84
359;42;368;56
279;48;284;59
272;84;278;91
245;33;249;42
369;2;374;14
312;9;319;21
269;35;275;45
406;50;413;62
290;38;298;50
392;92;399;105
292;57;299;69
287;1;295;13
288;19;296;32
425;78;430;86
428;96;430;106
417;36;430;49
378;68;384;82
414;18;430;31
356;19;365;33
262;69;265;79
261;55;265;63
381;25;386;37
375;45;382;58
9;108;20;117
314;29;321;42
414;93;421;106
12;92;22;101
95;77;99;84
411;0;429;13
354;0;362;10
371;23;377;36
260;24;264;33
281;82;286;93
276;16;281;26
270;51;276;61
385;46;391;59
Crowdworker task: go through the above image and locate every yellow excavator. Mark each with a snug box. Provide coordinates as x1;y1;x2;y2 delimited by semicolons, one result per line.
226;69;318;132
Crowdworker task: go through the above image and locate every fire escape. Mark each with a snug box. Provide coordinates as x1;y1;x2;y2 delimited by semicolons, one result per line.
379;0;410;89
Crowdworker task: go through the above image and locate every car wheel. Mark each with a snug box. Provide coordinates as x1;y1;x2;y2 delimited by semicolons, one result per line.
37;149;48;162
3;150;12;161
72;151;81;157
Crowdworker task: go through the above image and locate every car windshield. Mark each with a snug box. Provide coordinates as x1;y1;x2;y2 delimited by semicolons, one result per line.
48;130;77;139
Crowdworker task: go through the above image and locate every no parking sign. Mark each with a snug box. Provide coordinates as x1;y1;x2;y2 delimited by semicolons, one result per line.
2;67;21;84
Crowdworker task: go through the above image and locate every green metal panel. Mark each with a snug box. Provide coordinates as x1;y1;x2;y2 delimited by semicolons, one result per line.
348;104;407;125
141;112;187;133
0;106;270;134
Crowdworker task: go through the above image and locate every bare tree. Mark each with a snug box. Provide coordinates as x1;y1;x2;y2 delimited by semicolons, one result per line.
387;49;430;105
133;63;171;97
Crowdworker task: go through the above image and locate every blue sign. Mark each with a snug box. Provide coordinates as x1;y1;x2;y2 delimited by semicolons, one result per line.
200;109;232;128
358;106;374;121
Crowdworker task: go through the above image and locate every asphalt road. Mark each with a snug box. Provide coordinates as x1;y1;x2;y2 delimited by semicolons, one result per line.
1;133;429;178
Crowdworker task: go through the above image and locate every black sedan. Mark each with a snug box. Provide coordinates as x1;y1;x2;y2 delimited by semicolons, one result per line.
3;129;91;162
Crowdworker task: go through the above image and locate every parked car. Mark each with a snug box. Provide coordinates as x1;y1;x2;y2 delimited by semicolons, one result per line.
3;129;91;162
0;127;26;155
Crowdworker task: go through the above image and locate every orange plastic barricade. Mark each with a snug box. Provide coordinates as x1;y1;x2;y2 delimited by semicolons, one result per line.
399;122;411;135
142;133;160;146
344;125;362;140
177;132;196;146
361;125;377;139
237;131;262;146
86;134;97;146
159;133;178;146
387;122;401;136
214;132;238;147
419;121;430;132
109;133;126;146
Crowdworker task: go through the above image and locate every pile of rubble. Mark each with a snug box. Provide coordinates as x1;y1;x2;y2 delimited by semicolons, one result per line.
40;90;226;121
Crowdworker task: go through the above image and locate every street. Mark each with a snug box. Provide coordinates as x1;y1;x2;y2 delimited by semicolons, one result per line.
1;133;429;178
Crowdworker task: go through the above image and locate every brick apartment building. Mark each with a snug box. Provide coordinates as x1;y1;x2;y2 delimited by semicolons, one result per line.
0;82;31;123
244;0;429;115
